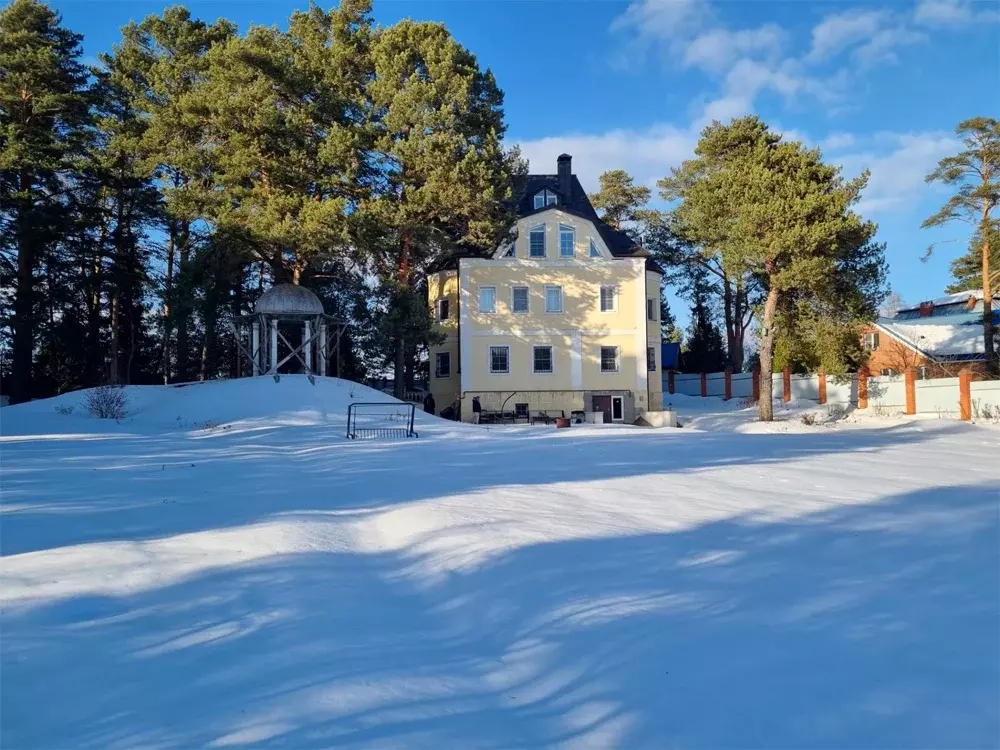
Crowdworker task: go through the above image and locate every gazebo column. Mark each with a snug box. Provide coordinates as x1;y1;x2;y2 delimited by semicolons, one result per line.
270;319;279;374
318;323;328;377
251;319;261;376
303;320;313;375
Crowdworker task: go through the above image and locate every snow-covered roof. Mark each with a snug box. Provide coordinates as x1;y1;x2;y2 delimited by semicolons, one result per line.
255;283;324;315
876;312;997;360
897;290;986;312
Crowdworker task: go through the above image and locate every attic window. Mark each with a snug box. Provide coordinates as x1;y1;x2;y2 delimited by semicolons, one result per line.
589;238;601;257
533;189;559;210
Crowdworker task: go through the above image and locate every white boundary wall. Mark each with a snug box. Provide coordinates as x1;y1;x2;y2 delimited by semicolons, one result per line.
970;379;1000;415
665;368;995;421
915;377;960;416
674;373;701;396
731;372;753;398
868;375;906;411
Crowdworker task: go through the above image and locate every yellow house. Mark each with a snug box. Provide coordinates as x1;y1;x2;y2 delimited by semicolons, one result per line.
428;154;663;423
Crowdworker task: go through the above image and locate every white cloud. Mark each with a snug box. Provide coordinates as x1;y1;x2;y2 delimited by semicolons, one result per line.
682;24;785;74
807;10;890;61
833;132;959;215
914;0;1000;26
516;126;699;195
610;0;713;42
854;27;927;65
821;132;857;150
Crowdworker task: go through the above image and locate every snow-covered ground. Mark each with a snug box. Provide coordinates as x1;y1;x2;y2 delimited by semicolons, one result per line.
2;377;998;748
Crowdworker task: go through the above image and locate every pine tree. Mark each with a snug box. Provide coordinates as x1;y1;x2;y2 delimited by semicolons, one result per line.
588;169;660;241
362;19;524;398
924;117;1000;374
0;0;91;403
667;116;883;420
678;266;725;373
659;291;682;343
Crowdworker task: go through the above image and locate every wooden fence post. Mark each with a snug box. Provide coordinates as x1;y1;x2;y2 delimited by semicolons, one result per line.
817;368;827;405
752;367;760;402
700;372;707;397
724;367;732;401
959;368;974;421
904;367;917;415
858;367;869;409
783;366;792;403
667;368;675;395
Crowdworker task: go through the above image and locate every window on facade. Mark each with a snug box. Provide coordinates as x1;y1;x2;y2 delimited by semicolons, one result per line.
647;298;657;321
880;368;899;377
864;332;880;350
589;238;601;258
533;345;553;374
601;346;619;373
489;345;509;374
918;365;930;380
533;189;558;209
511;286;529;314
647;347;656;372
559;224;575;257
437;298;450;321
515;403;529;420
529;225;545;257
478;286;496;314
544;285;563;313
600;285;616;312
435;352;451;378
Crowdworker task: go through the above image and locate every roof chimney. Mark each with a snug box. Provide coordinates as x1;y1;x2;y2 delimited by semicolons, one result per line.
557;154;572;205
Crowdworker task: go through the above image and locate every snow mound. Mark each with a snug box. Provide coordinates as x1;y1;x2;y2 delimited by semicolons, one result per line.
0;376;455;437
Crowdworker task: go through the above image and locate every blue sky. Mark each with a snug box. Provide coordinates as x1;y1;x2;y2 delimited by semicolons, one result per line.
51;0;1000;321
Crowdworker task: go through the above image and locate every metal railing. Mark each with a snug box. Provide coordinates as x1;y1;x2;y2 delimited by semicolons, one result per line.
346;402;418;440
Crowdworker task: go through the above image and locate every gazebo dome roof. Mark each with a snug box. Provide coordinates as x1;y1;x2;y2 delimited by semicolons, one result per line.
254;283;324;315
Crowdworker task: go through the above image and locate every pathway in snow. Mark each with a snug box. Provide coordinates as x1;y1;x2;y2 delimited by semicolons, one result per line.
1;378;998;748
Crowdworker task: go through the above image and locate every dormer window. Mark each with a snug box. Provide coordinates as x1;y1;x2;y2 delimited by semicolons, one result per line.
559;224;575;257
533;189;559;210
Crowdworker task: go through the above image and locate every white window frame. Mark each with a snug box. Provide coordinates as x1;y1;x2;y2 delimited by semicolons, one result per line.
600;346;620;373
478;286;497;314
435;351;451;379
589;238;601;258
511;285;529;314
529;225;546;258
533;189;558;209
864;332;880;350
544;285;564;314
918;365;930;380
880;367;898;377
489;345;510;375
532;345;554;374
599;285;617;313
647;347;656;372
436;298;450;321
647;298;657;321
559;224;575;257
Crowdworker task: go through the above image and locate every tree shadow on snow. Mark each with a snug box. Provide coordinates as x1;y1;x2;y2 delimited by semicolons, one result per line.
2;483;997;748
0;419;973;556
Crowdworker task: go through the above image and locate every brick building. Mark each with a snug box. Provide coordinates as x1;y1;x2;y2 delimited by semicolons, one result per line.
863;290;999;378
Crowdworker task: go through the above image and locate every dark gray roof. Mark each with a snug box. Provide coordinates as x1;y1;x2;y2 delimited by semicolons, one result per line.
519;174;662;273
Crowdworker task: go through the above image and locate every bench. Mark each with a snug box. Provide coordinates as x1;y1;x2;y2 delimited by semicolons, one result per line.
530;410;565;425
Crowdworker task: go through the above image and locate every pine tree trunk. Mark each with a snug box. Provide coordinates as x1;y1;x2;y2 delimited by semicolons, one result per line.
109;291;121;385
730;281;746;371
393;234;411;400
10;169;34;404
982;200;997;376
175;221;191;382
232;277;244;378
758;286;780;421
199;283;217;382
160;220;175;385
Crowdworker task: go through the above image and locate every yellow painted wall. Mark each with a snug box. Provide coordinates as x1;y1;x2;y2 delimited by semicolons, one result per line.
427;270;460;413
427;208;665;421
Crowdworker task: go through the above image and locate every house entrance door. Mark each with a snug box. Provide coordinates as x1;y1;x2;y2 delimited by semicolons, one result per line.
592;395;612;423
